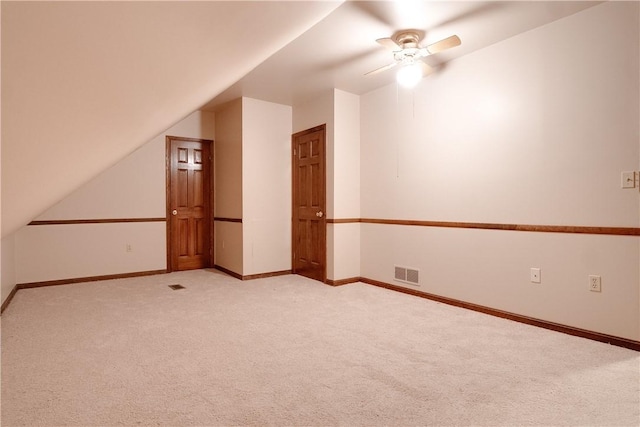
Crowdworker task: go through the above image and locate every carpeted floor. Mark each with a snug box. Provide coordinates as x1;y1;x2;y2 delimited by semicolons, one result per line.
1;269;639;426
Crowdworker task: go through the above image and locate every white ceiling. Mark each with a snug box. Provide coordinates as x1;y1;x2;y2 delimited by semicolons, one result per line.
202;1;602;110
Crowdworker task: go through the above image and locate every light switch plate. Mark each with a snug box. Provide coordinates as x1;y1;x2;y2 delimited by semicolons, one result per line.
621;171;636;188
530;268;541;283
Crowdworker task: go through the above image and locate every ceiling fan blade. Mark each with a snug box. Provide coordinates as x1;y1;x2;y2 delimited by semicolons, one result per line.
426;35;461;54
364;62;398;76
376;37;400;50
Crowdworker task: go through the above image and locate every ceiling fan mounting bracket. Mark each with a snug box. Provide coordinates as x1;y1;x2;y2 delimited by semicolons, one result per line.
394;31;421;49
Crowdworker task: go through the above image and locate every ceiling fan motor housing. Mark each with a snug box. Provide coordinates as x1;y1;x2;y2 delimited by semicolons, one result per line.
394;31;421;49
393;32;426;64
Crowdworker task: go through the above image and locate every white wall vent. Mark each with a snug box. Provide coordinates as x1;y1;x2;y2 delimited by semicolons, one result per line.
394;265;419;285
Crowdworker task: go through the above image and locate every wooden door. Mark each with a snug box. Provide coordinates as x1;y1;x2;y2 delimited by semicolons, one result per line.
292;125;326;282
167;136;213;271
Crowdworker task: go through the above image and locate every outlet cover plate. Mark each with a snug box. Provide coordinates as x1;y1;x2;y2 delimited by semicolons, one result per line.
589;275;601;292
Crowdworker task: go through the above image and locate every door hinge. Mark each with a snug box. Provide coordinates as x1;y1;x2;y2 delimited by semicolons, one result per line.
293;148;297;156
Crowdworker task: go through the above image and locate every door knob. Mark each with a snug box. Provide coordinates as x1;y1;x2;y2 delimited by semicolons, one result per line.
316;211;324;218
172;210;178;216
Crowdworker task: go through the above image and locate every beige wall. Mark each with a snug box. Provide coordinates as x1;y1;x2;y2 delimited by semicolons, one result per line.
1;235;16;304
214;223;243;275
16;223;166;283
359;2;639;340
329;223;360;280
332;90;361;280
214;99;243;274
214;99;243;220
333;89;360;220
242;98;292;275
13;111;215;284
214;97;293;276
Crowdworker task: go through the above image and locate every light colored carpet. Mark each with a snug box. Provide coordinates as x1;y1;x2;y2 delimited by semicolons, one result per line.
1;269;638;426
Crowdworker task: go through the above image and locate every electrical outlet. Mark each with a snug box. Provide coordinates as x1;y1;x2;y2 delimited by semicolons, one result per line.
530;268;541;283
589;275;601;292
126;243;132;253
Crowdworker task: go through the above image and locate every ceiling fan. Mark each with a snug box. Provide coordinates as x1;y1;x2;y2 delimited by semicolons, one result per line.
366;30;461;86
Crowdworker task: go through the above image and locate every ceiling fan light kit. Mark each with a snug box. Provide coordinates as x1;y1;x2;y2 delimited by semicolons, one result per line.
396;62;423;88
367;30;462;89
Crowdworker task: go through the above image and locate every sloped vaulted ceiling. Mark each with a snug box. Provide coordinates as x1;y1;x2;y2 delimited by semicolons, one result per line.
1;0;342;237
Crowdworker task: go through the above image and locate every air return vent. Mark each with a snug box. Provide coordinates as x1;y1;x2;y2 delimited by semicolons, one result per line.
394;265;420;285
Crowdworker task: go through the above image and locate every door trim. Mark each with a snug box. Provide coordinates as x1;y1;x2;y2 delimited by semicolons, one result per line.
291;124;327;283
165;136;214;272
